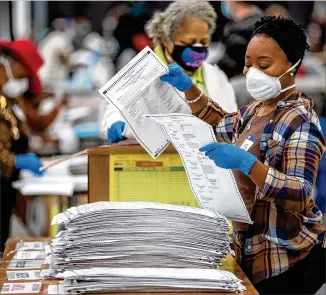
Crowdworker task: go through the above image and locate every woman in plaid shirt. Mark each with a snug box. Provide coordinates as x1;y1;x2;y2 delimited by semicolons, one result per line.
161;16;326;294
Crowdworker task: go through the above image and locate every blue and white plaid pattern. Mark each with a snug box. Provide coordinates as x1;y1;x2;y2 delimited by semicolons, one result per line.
198;93;325;284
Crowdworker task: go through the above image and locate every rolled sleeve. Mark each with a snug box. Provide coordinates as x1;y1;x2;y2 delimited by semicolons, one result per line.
197;99;239;144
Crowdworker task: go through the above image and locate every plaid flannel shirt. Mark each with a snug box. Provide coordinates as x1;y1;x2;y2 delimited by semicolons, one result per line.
198;92;325;284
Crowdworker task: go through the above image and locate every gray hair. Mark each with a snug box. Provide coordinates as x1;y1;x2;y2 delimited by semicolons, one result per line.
145;0;217;46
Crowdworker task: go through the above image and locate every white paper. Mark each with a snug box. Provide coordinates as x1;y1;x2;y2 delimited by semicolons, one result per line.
64;106;92;122
13;178;75;196
1;283;42;294
40;269;52;277
47;201;246;292
62;267;235;280
13;251;45;260
47;283;65;294
7;260;44;270
99;46;191;158
51;201;223;225
47;285;59;294
58;267;245;293
15;242;48;251
6;270;41;281
43;255;52;265
45;245;52;255
145;114;251;223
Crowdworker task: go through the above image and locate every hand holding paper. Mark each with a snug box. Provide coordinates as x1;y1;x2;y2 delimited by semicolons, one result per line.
160;63;193;92
200;143;258;176
15;153;44;176
99;47;191;158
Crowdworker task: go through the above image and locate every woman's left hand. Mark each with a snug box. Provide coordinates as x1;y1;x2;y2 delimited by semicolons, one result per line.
200;142;258;175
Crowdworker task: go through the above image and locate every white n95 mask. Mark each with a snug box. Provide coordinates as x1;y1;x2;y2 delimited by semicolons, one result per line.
0;56;28;98
246;59;301;101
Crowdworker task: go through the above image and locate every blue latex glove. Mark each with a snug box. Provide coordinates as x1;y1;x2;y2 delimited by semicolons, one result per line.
108;121;127;143
160;63;193;92
15;153;44;176
199;143;258;175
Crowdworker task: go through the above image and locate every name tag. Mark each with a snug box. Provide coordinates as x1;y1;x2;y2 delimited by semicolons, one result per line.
240;135;256;152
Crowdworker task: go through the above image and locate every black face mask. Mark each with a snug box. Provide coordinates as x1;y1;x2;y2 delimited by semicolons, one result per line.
170;44;208;72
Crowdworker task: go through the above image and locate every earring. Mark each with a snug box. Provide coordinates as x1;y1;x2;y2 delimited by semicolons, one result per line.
290;72;294;76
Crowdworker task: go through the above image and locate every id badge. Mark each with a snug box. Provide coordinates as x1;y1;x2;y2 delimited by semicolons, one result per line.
240;135;256;151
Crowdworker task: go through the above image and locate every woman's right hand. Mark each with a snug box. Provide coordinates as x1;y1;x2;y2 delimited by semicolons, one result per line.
15;153;44;176
160;63;193;92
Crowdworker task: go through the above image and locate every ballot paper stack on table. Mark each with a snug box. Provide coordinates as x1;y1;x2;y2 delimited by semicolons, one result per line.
55;268;245;293
40;201;246;293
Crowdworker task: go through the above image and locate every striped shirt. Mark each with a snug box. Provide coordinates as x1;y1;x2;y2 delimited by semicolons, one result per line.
198;92;325;284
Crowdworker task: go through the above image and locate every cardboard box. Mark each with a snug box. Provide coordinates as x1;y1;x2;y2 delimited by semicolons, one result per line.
43;145;198;207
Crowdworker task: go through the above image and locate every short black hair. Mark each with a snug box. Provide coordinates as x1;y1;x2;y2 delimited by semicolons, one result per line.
252;16;310;73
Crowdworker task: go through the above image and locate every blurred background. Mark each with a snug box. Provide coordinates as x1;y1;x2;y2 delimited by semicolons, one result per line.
0;1;325;238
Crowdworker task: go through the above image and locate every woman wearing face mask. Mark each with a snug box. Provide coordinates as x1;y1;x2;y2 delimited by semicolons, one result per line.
160;16;326;294
101;0;237;144
0;39;45;253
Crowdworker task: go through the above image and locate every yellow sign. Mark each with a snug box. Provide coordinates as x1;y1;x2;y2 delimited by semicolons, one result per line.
109;153;199;207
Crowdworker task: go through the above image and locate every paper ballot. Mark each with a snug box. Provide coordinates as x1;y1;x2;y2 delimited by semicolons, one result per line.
50;202;230;273
46;202;246;293
0;283;42;294
15;241;49;251
145;114;252;223
7;260;44;270
6;270;41;281
58;268;245;293
99;46;191;158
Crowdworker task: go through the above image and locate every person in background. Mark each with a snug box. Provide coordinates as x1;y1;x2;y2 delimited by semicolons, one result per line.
307;1;326;64
160;16;325;294
0;39;44;253
113;2;154;72
68;32;115;90
70;16;92;51
287;1;314;29
265;3;289;18
115;32;152;72
38;18;74;88
102;0;237;144
21;91;67;134
217;1;264;79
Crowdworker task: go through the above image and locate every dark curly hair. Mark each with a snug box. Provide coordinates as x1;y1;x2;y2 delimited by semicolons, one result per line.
251;16;310;74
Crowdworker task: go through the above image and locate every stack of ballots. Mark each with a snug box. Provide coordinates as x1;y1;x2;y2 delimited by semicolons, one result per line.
45;202;245;293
